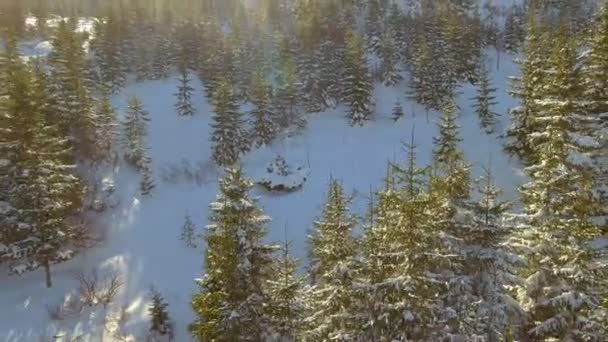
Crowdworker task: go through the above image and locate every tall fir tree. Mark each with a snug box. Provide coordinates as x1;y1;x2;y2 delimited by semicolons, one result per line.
378;29;402;86
249;69;276;147
343;31;373;126
190;168;276;341
96;87;119;162
266;238;306;341
432;100;471;201
122;96;150;169
472;63;499;134
174;60;196;116
505;6;548;161
304;179;360;340
148;288;173;340
210;79;249;166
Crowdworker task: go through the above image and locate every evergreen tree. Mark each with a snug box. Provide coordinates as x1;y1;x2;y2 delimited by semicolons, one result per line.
357;141;448;341
1;60;84;288
266;239;306;341
210;79;249;166
181;215;197;248
504;8;525;53
391;99;404;122
472;63;499;133
378;29;402;86
442;168;523;340
409;37;444;111
149;288;173;340
174;63;196;116
96;87;119;162
274;57;305;133
509;31;608;336
122;96;151;169
93;14;128;93
433;100;471;201
505;7;548;160
344;31;373;126
140;154;155;197
190;168;276;341
305;179;359;340
249;70;276;147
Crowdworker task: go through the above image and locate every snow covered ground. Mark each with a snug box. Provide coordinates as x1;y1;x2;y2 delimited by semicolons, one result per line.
0;50;526;341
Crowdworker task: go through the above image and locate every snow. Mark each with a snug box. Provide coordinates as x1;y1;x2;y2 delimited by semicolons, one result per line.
0;49;526;340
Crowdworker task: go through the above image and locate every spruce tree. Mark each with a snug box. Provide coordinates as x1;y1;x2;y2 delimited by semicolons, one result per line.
266;239;306;341
391;99;404;122
149;288;172;340
472;64;499;134
274;57;305;133
433;100;471;201
505;7;548;160
509;31;608;336
181;215;197;248
96;87;119;162
305;179;359;340
122;96;151;169
344;31;373;126
357;141;448;341
2;60;84;288
378;29;402;86
190;168;275;341
210;79;248;166
249;70;275;147
140;155;155;197
174;62;196;116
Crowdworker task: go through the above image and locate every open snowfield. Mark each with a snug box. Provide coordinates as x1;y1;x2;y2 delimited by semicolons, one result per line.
0;50;526;341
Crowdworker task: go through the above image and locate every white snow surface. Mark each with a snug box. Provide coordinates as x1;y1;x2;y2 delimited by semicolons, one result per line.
0;51;527;341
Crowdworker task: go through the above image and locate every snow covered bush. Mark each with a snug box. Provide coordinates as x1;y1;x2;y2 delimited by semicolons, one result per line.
256;156;309;192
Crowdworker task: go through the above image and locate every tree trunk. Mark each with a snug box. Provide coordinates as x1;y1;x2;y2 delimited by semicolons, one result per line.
44;261;52;288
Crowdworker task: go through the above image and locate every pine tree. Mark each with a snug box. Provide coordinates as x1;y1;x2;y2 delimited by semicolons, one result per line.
93;13;128;93
96;87;118;162
505;7;548;160
509;30;608;336
190;168;276;341
274;57;305;133
391;99;404;122
472;63;499;133
140;154;155;197
1;59;84;288
357;141;448;341
344;31;373;126
174;63;196;116
122;96;151;169
210;79;248;166
249;69;275;147
266;238;306;341
433;100;471;201
378;29;402;86
181;215;197;248
305;179;359;340
149;288;173;340
504;8;525;53
409;37;444;111
442;168;523;340
365;0;384;54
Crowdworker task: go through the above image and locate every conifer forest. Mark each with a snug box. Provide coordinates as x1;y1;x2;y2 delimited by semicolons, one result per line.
1;0;608;341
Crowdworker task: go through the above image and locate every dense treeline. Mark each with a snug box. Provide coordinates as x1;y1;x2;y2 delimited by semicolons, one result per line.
0;0;606;341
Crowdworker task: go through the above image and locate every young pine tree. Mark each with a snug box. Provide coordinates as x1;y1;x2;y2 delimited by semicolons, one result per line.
180;215;197;248
249;70;276;147
391;99;404;122
174;63;196;116
344;31;373;126
210;79;249;166
266;238;306;341
432;100;470;201
148;288;173;341
190;168;275;341
304;179;360;340
472;64;499;133
139;154;155;197
378;29;402;86
96;87;119;162
122;96;151;169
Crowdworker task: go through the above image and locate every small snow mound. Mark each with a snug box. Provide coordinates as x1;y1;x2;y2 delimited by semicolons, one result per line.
255;156;309;193
34;41;53;56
